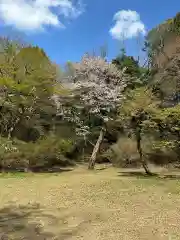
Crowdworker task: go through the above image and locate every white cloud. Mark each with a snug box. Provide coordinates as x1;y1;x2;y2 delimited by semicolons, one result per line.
0;0;84;32
109;10;146;40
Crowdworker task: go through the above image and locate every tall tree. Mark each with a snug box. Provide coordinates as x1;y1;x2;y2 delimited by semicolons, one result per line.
112;49;146;89
119;87;159;174
63;55;128;169
112;49;141;77
0;40;59;141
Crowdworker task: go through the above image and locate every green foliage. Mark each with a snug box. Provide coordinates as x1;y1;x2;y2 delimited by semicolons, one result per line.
0;137;27;170
64;61;75;78
119;86;180;167
151;104;180;148
120;87;158;121
112;50;141;78
0;41;62;141
24;136;74;169
110;137;140;167
1;29;180;172
118;87;161;173
0;136;74;171
146;12;180;66
0;37;76;172
168;12;180;34
112;50;148;89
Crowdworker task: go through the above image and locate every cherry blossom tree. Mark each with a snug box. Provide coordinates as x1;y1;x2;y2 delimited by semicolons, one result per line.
58;55;129;169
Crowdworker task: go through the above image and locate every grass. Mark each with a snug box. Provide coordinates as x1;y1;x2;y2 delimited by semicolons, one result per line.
0;165;180;239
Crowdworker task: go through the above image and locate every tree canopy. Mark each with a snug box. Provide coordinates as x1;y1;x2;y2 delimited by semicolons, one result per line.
0;12;180;174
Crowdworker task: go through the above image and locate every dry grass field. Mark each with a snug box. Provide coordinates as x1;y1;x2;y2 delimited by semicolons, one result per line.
0;165;180;239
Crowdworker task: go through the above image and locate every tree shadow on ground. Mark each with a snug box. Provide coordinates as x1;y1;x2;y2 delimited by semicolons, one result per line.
0;167;74;174
118;171;180;180
0;202;93;240
96;168;107;171
32;167;74;173
0;203;57;240
95;163;113;171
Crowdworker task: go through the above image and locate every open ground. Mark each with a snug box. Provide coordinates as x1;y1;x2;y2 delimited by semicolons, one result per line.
0;165;180;239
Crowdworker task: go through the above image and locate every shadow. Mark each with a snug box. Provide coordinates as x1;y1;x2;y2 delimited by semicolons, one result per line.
95;163;113;171
32;167;74;173
95;167;108;171
0;166;74;174
161;174;180;180
0;203;94;240
118;171;180;180
0;203;56;240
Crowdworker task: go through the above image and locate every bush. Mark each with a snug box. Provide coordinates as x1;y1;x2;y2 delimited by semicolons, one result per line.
0;136;75;171
27;136;74;169
0;138;28;170
145;140;179;165
109;135;179;168
110;137;140;167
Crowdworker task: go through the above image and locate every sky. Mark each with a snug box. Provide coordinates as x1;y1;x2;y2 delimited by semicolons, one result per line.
0;0;179;66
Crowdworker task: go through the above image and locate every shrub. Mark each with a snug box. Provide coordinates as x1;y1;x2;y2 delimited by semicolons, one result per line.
0;138;28;170
145;139;178;165
110;137;140;167
0;136;75;171
109;135;179;168
27;136;74;169
97;148;115;163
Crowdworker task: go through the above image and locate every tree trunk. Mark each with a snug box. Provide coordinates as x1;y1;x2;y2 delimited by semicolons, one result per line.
136;126;152;175
88;128;105;170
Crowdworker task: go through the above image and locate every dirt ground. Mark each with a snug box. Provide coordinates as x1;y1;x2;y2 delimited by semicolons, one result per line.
0;165;180;239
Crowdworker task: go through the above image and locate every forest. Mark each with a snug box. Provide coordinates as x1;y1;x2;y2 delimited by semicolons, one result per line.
0;12;180;175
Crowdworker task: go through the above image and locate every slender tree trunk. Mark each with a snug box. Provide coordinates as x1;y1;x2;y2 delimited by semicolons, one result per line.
136;126;152;175
88;127;105;170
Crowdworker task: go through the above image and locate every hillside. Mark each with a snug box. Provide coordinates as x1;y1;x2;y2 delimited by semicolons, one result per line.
147;13;180;105
147;12;180;69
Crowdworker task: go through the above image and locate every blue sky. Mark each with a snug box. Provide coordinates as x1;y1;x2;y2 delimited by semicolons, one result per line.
0;0;179;66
